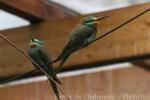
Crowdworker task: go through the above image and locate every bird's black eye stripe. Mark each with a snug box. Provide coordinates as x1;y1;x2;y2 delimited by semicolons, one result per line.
86;20;96;23
34;40;39;44
86;21;91;23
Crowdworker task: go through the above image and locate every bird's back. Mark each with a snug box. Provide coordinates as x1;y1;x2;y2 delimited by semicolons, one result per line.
64;24;97;51
28;46;41;64
28;46;61;84
28;46;52;70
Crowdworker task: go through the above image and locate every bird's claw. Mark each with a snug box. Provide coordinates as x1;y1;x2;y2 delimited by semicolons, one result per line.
83;43;89;48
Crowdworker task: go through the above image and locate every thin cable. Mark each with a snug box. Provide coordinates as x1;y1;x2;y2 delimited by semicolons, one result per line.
0;34;58;85
87;8;150;46
44;8;150;65
0;34;70;100
0;69;37;84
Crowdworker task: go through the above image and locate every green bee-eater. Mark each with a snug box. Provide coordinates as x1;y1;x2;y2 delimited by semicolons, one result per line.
53;16;108;72
28;38;61;100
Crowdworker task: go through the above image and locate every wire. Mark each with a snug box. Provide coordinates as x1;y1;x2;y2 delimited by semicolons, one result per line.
0;34;70;100
1;7;149;100
0;69;37;84
45;8;150;66
86;8;150;46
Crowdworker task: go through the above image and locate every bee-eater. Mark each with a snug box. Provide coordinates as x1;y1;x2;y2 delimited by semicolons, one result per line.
28;38;61;100
53;16;108;72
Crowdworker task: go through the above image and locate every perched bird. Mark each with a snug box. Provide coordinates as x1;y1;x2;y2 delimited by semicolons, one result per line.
53;16;108;72
28;38;61;100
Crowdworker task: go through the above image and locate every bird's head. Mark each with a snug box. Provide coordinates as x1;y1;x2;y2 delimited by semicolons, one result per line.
81;16;108;27
29;37;43;48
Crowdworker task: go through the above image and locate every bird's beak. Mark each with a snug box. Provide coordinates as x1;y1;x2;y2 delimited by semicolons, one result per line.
29;36;36;48
93;16;109;26
95;16;109;21
30;36;34;42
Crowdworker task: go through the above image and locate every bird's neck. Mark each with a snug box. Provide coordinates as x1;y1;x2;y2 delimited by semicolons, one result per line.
85;24;97;30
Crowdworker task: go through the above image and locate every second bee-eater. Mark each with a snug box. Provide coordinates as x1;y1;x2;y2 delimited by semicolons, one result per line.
28;38;61;100
53;16;108;72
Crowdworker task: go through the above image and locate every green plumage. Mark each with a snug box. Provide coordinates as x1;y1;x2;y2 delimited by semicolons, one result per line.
53;16;99;72
28;39;61;100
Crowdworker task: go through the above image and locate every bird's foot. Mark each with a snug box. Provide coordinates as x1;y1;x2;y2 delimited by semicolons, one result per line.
83;43;89;48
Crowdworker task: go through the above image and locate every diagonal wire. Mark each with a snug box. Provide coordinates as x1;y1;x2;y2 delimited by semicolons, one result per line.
0;34;70;100
86;8;150;46
0;69;37;84
46;8;150;65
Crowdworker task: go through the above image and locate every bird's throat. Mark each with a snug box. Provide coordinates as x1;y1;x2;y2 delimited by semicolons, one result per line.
30;44;36;48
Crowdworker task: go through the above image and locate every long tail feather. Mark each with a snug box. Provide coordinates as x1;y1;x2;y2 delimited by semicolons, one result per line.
52;53;63;63
57;54;70;73
53;76;62;85
49;79;61;100
44;53;63;66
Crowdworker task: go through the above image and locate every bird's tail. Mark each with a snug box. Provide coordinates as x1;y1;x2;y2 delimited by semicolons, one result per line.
49;79;61;100
52;49;68;63
43;53;64;69
52;53;63;63
56;53;70;73
41;51;65;67
53;75;62;85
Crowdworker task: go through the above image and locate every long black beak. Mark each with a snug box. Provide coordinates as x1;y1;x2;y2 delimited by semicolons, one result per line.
96;16;109;21
30;35;34;42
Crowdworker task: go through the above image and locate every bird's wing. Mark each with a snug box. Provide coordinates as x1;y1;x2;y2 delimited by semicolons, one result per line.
65;25;96;49
28;48;43;69
38;47;61;84
38;47;55;72
53;25;97;67
38;47;52;65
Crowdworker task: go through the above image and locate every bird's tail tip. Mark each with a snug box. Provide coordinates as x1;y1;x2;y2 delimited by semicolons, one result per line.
52;56;61;63
56;78;62;85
